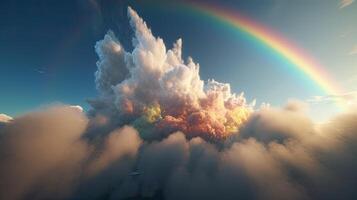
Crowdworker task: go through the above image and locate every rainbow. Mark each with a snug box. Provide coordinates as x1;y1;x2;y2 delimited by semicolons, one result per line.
178;1;345;108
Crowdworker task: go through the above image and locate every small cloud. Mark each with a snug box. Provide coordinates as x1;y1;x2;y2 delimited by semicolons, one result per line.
34;68;50;75
259;102;271;110
339;0;355;9
343;74;357;85
0;113;13;123
349;45;357;55
36;69;45;74
70;105;84;112
339;31;351;38
284;99;308;112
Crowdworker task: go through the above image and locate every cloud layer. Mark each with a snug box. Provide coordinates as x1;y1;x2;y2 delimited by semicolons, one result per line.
1;7;357;200
1;104;357;200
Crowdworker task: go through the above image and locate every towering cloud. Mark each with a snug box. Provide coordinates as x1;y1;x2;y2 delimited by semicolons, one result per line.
91;7;253;141
0;7;357;200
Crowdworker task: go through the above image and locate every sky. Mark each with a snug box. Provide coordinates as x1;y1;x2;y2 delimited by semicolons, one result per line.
0;0;356;121
1;2;357;200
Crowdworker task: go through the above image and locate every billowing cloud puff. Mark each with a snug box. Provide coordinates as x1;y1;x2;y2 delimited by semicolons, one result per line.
0;105;143;200
90;7;253;141
1;7;357;200
0;106;89;200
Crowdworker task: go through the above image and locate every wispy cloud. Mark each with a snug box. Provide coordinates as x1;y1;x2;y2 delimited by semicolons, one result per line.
343;74;357;86
339;0;355;9
339;31;351;38
308;91;357;105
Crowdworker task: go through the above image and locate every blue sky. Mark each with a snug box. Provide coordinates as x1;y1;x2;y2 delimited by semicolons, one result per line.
0;0;356;120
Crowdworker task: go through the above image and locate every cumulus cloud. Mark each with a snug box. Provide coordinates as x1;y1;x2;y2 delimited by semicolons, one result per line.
1;6;357;200
339;0;355;8
90;7;253;141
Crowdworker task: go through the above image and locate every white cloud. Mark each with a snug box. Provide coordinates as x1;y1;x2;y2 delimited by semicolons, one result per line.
90;7;254;140
0;113;12;123
339;0;355;9
70;105;84;112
